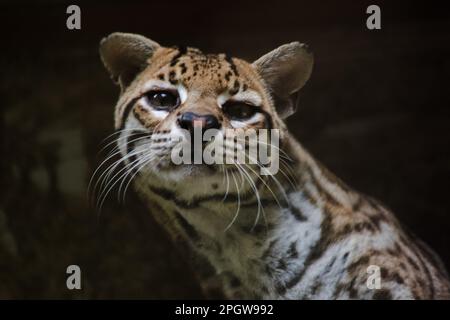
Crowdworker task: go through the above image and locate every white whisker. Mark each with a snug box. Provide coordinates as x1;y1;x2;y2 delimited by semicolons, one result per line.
224;167;241;232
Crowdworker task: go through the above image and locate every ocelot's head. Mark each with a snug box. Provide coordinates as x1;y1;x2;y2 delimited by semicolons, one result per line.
99;32;313;193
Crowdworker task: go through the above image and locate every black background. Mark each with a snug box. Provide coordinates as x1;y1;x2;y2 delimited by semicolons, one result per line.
1;0;449;298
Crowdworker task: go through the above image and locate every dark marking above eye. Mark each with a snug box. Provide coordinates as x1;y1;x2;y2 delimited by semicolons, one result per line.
225;71;232;82
229;88;238;96
170;46;187;65
229;79;240;95
225;55;239;76
168;70;177;84
179;63;187;74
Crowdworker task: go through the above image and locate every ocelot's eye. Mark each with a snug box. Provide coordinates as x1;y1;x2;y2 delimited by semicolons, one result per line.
144;90;180;110
222;101;258;120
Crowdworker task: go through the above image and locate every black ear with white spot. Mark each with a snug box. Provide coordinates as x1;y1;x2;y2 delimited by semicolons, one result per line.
253;42;313;119
99;32;160;90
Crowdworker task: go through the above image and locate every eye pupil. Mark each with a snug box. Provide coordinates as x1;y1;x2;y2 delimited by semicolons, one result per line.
146;90;179;110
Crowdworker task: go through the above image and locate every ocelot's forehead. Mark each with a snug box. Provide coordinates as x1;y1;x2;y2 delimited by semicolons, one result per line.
141;46;261;95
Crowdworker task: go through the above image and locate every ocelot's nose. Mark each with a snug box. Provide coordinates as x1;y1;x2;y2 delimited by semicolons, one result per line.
177;112;221;133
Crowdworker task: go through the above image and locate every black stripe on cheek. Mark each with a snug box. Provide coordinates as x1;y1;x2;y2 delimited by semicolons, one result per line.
119;96;141;130
124;131;152;175
126;132;139;173
126;131;151;155
126;134;134;156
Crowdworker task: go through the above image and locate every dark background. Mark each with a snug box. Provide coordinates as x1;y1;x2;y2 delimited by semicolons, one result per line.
1;0;449;298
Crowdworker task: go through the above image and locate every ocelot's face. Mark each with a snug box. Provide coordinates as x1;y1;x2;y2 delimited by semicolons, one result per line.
99;33;312;188
116;48;279;184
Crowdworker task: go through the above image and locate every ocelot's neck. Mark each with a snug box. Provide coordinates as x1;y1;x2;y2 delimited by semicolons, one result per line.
137;134;357;299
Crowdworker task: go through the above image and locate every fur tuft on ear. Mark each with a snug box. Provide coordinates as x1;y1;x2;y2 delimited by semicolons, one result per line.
99;32;160;90
253;42;313;119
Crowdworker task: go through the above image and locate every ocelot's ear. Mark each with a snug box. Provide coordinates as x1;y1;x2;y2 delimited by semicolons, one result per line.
253;42;313;119
99;32;160;90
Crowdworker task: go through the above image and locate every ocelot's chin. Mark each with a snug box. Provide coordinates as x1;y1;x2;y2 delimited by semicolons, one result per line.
153;162;219;180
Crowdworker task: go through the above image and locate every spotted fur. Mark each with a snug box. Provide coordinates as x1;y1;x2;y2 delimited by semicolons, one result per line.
98;32;450;299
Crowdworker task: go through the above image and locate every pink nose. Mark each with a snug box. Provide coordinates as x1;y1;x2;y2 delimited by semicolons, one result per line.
177;112;220;132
